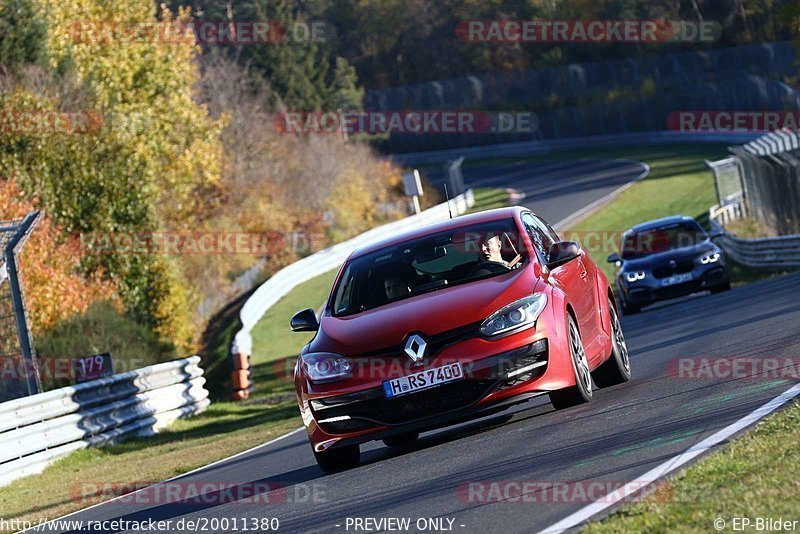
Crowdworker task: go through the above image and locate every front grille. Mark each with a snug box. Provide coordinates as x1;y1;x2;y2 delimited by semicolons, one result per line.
362;379;495;424
654;280;702;299
311;340;549;433
652;260;695;279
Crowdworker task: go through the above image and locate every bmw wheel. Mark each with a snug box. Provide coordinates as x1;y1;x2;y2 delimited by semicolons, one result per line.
550;316;593;410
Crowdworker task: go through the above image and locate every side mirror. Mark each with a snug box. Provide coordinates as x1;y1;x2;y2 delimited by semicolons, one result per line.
290;308;319;332
547;241;581;269
607;252;620;263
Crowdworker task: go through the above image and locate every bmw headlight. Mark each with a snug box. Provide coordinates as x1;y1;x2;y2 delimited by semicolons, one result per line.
624;271;646;283
480;293;548;337
699;252;721;265
301;352;353;382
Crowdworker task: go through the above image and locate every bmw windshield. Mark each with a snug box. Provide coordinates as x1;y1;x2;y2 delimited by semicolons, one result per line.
332;219;526;316
621;221;708;260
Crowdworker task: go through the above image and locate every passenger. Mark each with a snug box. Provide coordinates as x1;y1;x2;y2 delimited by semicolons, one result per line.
384;276;412;301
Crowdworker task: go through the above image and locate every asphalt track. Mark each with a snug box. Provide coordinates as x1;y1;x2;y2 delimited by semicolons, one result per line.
36;159;800;534
424;158;648;225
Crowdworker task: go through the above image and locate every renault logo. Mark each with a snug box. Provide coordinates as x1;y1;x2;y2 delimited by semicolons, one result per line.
404;334;427;362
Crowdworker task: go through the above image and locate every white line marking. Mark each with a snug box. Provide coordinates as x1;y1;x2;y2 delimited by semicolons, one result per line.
538;382;800;534
27;426;304;531
553;161;651;231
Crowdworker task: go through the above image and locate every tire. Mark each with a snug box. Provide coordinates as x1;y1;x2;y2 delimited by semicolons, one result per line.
710;281;731;293
549;315;593;410
313;444;360;473
620;294;641;315
382;431;419;448
593;299;632;388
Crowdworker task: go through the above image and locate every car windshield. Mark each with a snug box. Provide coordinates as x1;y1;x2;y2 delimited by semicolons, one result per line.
621;221;707;260
332;219;526;316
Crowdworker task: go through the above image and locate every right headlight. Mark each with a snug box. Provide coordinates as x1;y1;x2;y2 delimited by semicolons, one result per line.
480;293;548;337
699;252;721;265
301;352;353;383
624;271;646;283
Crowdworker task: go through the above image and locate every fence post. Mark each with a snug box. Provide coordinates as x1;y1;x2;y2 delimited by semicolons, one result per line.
1;211;43;397
445;157;466;197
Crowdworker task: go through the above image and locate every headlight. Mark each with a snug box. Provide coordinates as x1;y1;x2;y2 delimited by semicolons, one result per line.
480;293;547;337
301;352;353;382
699;252;721;265
624;271;646;283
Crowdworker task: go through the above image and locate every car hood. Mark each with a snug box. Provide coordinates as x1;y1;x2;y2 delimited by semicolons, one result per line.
621;242;715;270
310;266;540;356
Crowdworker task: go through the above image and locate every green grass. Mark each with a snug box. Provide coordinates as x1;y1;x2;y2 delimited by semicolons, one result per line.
584;398;800;533
467;187;513;213
248;268;339;391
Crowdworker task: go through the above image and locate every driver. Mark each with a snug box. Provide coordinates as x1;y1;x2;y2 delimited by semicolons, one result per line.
479;232;511;268
466;232;512;277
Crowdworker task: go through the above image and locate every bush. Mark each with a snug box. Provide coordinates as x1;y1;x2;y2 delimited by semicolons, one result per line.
36;300;176;390
0;177;117;333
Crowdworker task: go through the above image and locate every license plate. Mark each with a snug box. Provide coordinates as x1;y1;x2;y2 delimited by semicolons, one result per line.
383;362;464;398
662;273;693;286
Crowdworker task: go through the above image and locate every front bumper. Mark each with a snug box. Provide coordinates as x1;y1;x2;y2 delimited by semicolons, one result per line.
299;312;576;452
620;264;729;307
312;339;548;434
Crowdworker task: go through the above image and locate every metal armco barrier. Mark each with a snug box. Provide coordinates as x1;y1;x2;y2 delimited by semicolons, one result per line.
393;131;763;167
0;356;209;487
710;204;800;268
229;190;475;399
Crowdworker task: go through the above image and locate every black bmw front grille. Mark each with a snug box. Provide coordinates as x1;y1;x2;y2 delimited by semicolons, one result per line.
652;260;695;279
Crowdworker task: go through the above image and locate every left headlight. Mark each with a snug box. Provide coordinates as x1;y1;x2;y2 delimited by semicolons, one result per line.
480;293;548;337
699;252;721;265
301;352;353;383
624;271;646;283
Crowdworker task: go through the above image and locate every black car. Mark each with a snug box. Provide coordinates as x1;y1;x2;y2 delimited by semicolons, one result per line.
607;215;731;314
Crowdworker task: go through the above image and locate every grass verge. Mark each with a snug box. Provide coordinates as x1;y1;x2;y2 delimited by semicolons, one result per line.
583;397;800;532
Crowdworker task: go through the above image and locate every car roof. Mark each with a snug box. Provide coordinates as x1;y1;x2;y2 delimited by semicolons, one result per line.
627;215;698;233
349;206;526;259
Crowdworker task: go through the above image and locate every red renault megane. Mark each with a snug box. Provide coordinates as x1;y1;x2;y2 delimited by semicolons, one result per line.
291;207;631;472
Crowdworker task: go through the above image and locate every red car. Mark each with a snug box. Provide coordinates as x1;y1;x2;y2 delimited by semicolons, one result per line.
291;207;631;472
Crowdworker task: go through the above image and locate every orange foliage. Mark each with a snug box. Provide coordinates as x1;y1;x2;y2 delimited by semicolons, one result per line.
0;178;118;333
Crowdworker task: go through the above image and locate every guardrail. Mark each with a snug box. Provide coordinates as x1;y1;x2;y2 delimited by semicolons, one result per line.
0;356;209;487
710;203;800;268
393;131;763;166
229;190;475;399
